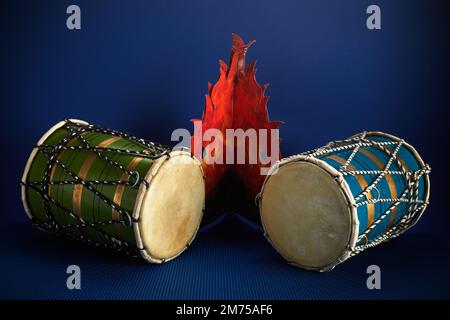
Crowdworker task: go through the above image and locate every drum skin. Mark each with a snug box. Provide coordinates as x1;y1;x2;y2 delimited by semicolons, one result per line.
260;131;431;271
21;119;205;262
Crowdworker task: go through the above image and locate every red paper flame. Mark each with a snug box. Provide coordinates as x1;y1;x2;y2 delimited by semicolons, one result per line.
191;34;282;218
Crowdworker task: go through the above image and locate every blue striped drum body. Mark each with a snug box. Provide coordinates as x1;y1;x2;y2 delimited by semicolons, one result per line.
313;132;430;246
259;131;430;271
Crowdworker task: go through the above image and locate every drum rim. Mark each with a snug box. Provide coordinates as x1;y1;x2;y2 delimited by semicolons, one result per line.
21;119;89;220
132;150;205;263
364;131;431;234
259;154;359;272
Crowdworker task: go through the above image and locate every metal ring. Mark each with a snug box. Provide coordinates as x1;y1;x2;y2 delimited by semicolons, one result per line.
128;171;140;188
359;234;369;246
254;193;262;207
122;212;132;227
372;186;380;203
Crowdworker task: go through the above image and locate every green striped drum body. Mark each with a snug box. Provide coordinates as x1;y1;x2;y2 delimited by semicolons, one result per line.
21;119;205;262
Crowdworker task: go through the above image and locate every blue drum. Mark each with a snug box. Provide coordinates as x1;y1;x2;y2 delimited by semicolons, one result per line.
259;131;431;271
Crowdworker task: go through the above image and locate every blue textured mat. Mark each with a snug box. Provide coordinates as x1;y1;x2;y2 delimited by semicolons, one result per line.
1;213;449;299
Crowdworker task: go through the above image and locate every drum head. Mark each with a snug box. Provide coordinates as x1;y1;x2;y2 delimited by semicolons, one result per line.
261;159;354;270
135;151;205;262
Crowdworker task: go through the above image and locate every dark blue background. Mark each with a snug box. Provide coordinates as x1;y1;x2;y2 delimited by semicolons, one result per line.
1;0;449;299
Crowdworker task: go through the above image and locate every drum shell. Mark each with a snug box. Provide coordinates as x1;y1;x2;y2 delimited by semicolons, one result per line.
316;132;430;244
21;120;171;258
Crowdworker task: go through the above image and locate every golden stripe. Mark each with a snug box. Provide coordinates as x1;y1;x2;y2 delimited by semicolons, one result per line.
48;134;87;221
48;134;85;217
111;157;144;220
48;165;58;195
395;155;410;172
380;145;413;230
328;154;375;228
382;144;410;173
359;149;399;228
72;136;121;216
72;154;97;216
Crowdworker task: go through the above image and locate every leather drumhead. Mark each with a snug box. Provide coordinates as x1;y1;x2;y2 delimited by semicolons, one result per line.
137;152;205;262
261;161;352;270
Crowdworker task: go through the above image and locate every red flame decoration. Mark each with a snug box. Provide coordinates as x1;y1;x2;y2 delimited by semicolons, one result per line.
191;34;283;217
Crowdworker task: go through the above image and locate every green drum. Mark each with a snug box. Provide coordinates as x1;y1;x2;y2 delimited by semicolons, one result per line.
21;119;205;263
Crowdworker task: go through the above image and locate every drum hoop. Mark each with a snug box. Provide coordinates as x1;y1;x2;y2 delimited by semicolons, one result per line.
21;119;89;220
133;150;205;263
259;154;359;272
364;131;431;233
